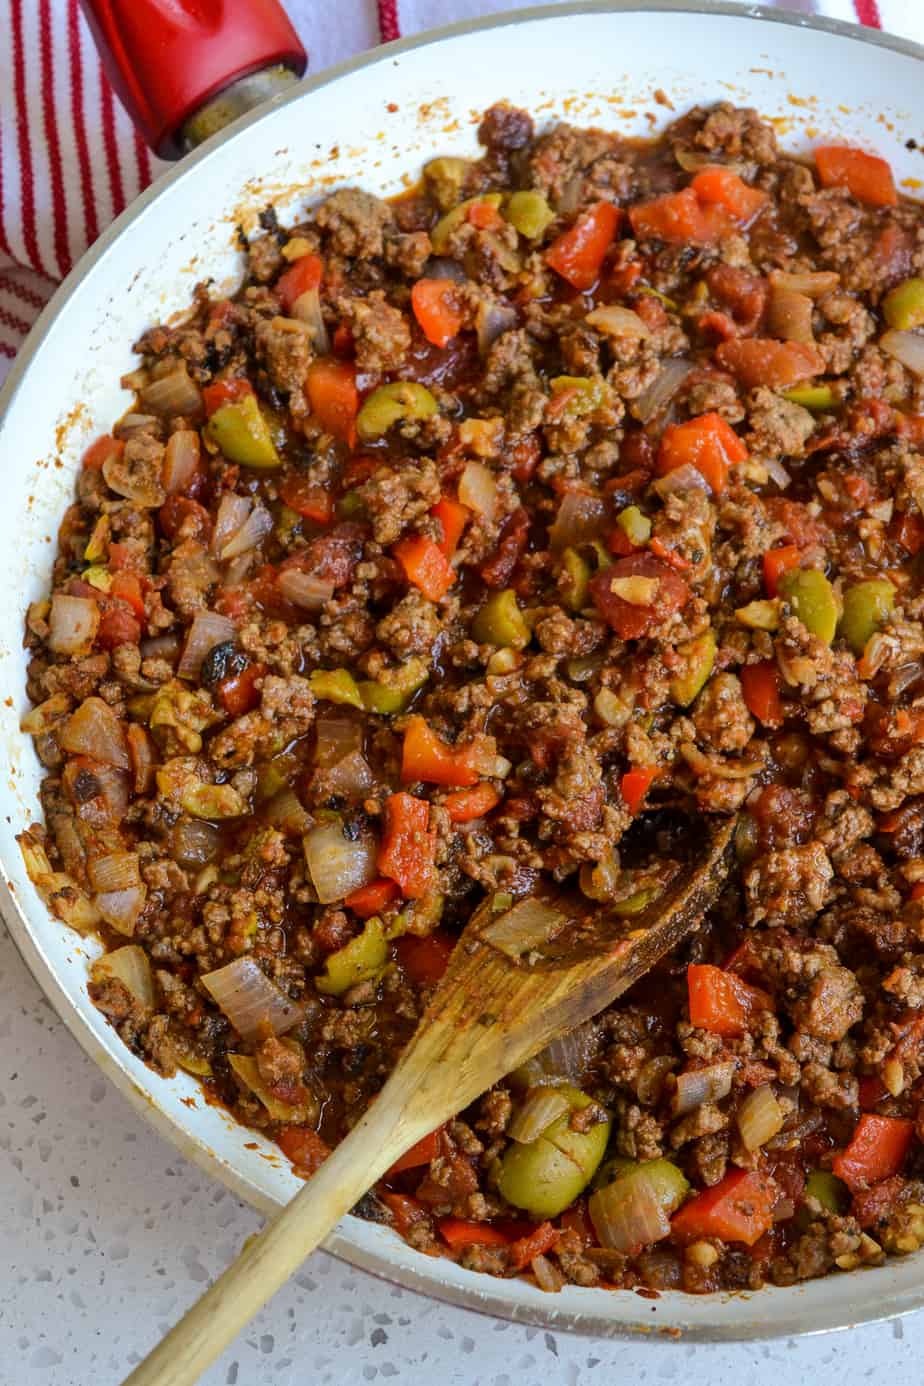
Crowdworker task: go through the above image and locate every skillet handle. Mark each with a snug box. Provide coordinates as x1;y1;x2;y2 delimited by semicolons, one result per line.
79;0;307;160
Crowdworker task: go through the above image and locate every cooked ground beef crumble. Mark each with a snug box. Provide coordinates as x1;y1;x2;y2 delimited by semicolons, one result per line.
20;99;924;1295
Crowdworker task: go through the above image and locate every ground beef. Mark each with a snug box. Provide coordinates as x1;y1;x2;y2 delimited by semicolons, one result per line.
314;188;393;258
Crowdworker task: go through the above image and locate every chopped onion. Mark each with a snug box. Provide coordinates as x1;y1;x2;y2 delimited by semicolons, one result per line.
675;148;747;174
586;304;651;339
221;503;272;561
458;460;497;520
588;1170;671;1253
303;821;377;903
90;945;155;1010
162;429;201;494
88;852;141;894
177;610;237;680
291;292;331;354
480;897;567;960
19;834;101;933
652;462;710;499
221;553;254;589
60;697;130;769
426;256;468;283
672;1061;735;1117
20;692;71;736
141;363;202;418
102;449;165;508
141;633;183;662
48;593;99;656
764;454;792;489
737;1083;784;1151
115;413;160;438
202;957;304;1040
323;750;374;796
95;884;147;937
508;1086;571;1143
314;716;363;767
631;358;693;424
637;1055;675;1106
476;298;518;355
227;1052;317;1123
768;286;814;344
170;819;221;868
881;328;924;378
264;788;313;835
277;568;335;611
537;1023;598;1083
770;269;840;298
211;493;252;557
548;493;607;551
531;1253;565;1292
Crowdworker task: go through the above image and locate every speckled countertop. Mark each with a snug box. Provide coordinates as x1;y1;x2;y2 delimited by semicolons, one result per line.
0;919;921;1386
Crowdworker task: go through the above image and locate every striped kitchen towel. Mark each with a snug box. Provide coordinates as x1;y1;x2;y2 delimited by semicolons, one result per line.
0;0;920;384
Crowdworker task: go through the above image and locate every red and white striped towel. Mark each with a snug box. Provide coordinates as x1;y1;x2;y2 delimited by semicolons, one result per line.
0;0;920;384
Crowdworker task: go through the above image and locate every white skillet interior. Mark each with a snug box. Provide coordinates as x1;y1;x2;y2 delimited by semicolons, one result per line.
1;1;923;1341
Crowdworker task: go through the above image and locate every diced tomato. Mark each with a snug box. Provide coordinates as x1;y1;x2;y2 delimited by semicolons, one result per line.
763;544;801;597
480;506;530;589
109;572;145;620
395;929;455;986
508;1221;560;1271
276;1126;330;1175
401;716;479;788
621;766;658;815
607;261;643;297
546;201;621;291
431;496;470;559
589;552;689;640
912;882;924;902
896;413;924;446
671;1168;777;1247
873;222;914;284
815;145;897;207
629;187;734;245
380;1192;430;1237
107;541;143;572
657;411;747;495
891;510;924;556
707;263;769;335
691;166;768;223
851;1175;907;1230
378;792;436;900
442;782;502;823
305;358;359;447
715;338;824;389
386;1128;444;1177
344;877;400;919
158;496;212;545
439;1218;510;1250
217;662;264;717
275;253;323;313
202;377;253;416
648;537;690;572
393;534;455;602
95;602;141;650
332;323;355;357
740;660;784;729
832;1114;914;1191
82;434;123;471
279;473;334;525
411;278;465;348
687;963;771;1038
510;434;541;483
467;200;505;231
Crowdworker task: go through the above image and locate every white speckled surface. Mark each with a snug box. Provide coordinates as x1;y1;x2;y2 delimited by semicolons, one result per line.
1;925;922;1383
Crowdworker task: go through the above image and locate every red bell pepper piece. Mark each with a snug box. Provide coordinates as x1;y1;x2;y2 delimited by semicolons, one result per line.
740;660;784;729
815;146;897;208
411;278;464;348
671;1168;777;1246
690;166;768;223
305;359;359;447
657;411;747;495
217;662;265;717
891;511;924;557
344;877;400;919
95;602;141;650
438;1218;511;1250
687;963;771;1038
546;202;620;291
386;1128;444;1177
276;1126;330;1176
763;544;802;597
109;572;146;621
377;792;436;900
279;473;334;525
508;1221;560;1270
393;534;456;602
380;1191;430;1238
443;782;502;823
395;930;455;986
202;377;253;416
275;252;323;313
82;434;123;471
832;1114;914;1191
431;496;470;559
629;187;734;245
401;716;479;788
716;339;825;390
621;766;658;815
467;200;505;231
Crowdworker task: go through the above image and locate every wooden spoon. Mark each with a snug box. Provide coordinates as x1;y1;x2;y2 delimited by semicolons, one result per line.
123;817;735;1386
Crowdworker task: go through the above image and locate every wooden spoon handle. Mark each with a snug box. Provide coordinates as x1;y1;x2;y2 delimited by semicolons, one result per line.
121;1084;422;1386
